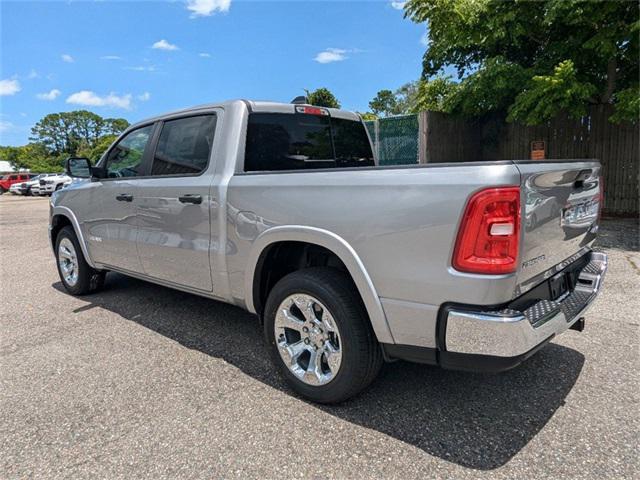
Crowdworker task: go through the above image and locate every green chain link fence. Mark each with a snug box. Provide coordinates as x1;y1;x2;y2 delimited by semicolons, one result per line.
365;114;419;166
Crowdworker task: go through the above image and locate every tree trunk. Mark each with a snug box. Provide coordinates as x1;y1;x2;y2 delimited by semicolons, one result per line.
601;58;617;103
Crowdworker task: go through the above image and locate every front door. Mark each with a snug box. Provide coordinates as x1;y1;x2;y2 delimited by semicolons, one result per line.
84;124;155;273
135;113;217;291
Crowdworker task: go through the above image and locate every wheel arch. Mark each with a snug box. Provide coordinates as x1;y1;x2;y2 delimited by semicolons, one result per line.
50;206;96;268
245;226;394;344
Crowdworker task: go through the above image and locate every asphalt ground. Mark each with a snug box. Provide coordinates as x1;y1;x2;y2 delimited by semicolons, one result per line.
1;195;638;479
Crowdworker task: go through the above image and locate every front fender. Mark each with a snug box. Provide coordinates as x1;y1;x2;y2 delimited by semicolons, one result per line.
244;225;394;344
50;206;96;269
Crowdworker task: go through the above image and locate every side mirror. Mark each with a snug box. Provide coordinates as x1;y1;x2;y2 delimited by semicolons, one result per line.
66;157;92;178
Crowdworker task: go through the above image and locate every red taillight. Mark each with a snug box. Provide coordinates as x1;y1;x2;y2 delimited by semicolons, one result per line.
453;186;521;274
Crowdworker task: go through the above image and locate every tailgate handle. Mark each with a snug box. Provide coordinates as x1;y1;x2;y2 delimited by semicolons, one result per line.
573;169;592;189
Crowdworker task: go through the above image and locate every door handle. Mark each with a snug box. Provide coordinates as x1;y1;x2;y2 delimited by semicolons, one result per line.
178;194;202;205
116;193;133;202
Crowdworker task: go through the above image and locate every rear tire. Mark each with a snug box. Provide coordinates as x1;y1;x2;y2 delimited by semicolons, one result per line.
264;267;382;403
55;226;105;295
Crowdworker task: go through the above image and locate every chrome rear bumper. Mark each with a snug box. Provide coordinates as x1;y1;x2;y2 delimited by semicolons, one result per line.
444;251;607;359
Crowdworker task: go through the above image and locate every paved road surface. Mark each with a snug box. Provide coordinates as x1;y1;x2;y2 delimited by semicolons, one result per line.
1;195;638;479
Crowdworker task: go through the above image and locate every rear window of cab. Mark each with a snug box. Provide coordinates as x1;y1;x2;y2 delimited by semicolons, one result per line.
244;112;374;172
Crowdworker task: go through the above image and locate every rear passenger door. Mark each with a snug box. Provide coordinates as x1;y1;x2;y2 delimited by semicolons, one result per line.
135;112;218;292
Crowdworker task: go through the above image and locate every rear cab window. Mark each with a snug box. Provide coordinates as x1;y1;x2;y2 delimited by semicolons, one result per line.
244;109;374;172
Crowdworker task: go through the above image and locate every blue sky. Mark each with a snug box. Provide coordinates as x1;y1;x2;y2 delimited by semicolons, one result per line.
0;0;429;146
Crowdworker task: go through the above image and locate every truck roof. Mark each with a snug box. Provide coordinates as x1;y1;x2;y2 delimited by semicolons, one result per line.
127;99;361;130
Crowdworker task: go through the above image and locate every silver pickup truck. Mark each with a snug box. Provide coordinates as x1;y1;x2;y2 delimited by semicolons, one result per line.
50;100;607;403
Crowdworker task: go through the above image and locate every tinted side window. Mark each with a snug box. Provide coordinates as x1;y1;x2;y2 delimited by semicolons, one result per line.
151;115;216;176
245;113;333;171
105;125;153;178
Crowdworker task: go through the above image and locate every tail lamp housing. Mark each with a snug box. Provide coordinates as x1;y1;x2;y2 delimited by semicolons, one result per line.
596;177;604;221
452;186;521;274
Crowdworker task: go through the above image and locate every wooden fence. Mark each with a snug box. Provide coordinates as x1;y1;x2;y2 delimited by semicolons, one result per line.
418;105;639;215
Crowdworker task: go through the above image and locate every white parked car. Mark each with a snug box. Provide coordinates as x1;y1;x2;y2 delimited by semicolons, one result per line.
36;173;71;195
8;182;25;195
29;173;57;196
10;173;56;196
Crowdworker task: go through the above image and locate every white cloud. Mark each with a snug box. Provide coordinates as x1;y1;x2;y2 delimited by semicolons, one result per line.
61;54;74;63
0;121;14;132
125;65;157;72
101;55;122;60
66;90;132;110
137;92;151;101
314;48;348;64
420;32;429;47
36;89;61;101
0;78;21;96
186;0;231;18
390;1;406;10
27;69;39;79
152;39;179;51
198;52;211;58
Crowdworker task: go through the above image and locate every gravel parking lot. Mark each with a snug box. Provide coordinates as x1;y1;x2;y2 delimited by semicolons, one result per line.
1;195;638;479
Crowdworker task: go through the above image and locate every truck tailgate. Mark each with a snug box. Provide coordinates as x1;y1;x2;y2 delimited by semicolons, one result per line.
515;160;602;295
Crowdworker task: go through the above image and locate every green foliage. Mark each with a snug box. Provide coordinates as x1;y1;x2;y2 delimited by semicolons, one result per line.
507;60;597;124
369;90;398;116
0;143;63;173
77;134;118;162
369;82;420;117
414;77;458;112
30;110;129;155
1;110;129;172
609;85;640;123
305;88;341;108
358;112;378;121
405;0;639;123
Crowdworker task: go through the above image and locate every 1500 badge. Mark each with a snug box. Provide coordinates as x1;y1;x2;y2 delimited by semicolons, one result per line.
522;254;546;269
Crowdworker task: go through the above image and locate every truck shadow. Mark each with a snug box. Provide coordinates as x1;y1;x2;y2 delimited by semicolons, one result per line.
53;273;584;471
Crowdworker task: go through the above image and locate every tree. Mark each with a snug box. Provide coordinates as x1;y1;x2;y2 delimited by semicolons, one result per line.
358;112;378;121
395;82;420;114
77;134;118;162
369;82;420;117
413;77;458;113
0;143;63;173
305;88;341;108
405;0;639;123
1;110;129;173
30;110;129;155
369;90;398;117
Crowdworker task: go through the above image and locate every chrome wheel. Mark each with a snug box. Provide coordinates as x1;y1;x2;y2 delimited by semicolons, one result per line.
274;294;343;386
58;237;79;287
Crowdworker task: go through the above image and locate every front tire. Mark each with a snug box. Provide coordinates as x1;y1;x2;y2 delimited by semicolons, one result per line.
264;267;382;403
55;226;105;295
